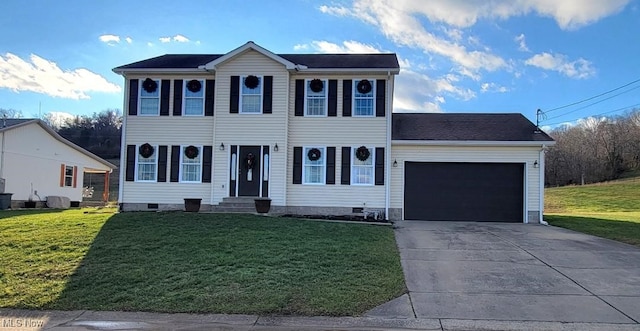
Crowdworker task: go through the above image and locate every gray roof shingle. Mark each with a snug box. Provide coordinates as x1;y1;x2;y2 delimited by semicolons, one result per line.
392;113;554;142
114;53;399;70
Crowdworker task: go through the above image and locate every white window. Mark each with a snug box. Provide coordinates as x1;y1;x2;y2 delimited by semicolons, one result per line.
351;146;374;185
240;76;262;113
139;79;160;115
184;80;204;116
305;79;327;116
353;79;375;117
180;145;202;182
303;147;326;185
136;144;157;181
64;166;74;187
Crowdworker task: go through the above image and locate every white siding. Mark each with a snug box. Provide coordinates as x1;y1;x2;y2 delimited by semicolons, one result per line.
286;74;392;208
390;144;543;220
212;50;288;206
1;123;112;201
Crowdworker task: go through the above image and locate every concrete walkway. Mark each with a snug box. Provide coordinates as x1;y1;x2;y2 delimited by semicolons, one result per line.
2;222;640;330
365;221;640;328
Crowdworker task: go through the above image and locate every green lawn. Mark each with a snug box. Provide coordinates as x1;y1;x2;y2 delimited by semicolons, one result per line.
545;176;640;246
0;209;405;316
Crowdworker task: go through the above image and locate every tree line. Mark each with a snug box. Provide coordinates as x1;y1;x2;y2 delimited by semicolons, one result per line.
545;110;640;186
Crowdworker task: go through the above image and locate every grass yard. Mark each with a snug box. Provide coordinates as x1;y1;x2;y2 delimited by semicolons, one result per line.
545;176;640;246
0;209;405;316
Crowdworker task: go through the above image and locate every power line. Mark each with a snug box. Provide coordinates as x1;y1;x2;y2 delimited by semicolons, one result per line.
542;102;640;127
544;77;640;113
543;84;640;121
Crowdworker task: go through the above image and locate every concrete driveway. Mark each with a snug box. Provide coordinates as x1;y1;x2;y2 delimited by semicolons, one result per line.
368;221;640;325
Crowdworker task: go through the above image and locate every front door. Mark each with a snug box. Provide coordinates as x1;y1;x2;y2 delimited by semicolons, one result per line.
237;146;261;196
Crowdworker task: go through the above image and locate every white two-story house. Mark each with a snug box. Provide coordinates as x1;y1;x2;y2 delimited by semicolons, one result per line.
114;41;554;223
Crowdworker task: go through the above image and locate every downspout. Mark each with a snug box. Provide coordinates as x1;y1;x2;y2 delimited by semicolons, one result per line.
384;71;392;221
117;76;128;209
539;146;548;225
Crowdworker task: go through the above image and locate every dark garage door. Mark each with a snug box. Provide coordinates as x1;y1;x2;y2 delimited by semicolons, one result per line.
404;162;524;222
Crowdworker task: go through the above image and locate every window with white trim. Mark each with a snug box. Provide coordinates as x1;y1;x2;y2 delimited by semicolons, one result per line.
180;145;202;182
240;76;262;113
351;146;374;185
64;166;74;187
305;79;327;116
303;147;325;184
353;79;375;116
136;145;157;181
184;79;204;116
139;79;160;115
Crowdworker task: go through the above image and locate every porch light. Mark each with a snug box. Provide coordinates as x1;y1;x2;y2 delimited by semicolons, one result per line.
533;160;539;168
219;143;225;151
274;143;279;152
393;159;398;167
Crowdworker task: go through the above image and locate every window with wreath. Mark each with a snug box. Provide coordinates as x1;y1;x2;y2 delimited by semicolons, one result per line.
240;75;262;113
303;147;325;184
140;79;160;115
353;79;375;116
184;79;204;115
352;146;374;185
305;79;327;116
181;145;202;182
136;143;157;181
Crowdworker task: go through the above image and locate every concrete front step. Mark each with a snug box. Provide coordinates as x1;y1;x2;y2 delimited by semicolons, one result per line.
213;206;257;213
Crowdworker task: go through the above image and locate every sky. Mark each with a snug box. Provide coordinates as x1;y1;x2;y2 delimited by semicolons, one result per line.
1;0;639;129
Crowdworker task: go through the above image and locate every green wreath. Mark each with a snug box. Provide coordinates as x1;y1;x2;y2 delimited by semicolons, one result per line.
139;143;154;158
356;79;372;94
307;148;321;161
142;78;158;93
184;145;199;159
187;80;202;93
355;146;370;161
309;79;324;93
244;75;260;89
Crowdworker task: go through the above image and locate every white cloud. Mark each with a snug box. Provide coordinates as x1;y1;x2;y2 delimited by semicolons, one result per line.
0;53;121;100
98;34;120;45
310;40;382;53
394;69;475;112
173;34;189;42
147;42;154;47
515;33;530;52
125;37;133;44
324;0;629;30
43;111;75;128
525;52;595;79
293;43;309;51
480;82;509;93
159;37;171;43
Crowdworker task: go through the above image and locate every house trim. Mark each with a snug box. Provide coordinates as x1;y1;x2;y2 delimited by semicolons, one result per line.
203;41;300;71
392;140;556;147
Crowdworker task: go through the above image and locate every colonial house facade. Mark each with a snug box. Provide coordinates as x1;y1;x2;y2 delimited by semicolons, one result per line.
114;41;554;223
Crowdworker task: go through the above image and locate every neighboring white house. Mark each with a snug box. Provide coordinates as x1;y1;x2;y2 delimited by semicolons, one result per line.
0;119;116;207
113;41;554;223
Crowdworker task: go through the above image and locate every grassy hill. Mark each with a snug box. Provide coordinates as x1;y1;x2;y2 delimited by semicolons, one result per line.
544;176;640;246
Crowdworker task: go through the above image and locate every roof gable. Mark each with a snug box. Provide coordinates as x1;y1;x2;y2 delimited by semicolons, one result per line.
392;113;554;143
203;41;298;71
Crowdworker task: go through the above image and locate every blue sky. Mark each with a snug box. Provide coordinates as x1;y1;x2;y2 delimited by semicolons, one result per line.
1;0;639;129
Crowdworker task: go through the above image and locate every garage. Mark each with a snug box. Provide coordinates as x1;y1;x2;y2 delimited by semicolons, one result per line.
404;162;524;222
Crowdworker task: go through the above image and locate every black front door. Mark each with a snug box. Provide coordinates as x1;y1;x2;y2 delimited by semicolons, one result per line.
238;146;261;196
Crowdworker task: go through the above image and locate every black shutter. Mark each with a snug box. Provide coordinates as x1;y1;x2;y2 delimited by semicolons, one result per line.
173;80;183;116
202;145;212;183
375;147;385;185
293;147;302;184
128;79;138;116
263;76;272;114
342;80;352;117
229;145;237;197
262;145;269;196
376;80;386;117
170;145;180;182
294;79;304;116
125;145;136;181
205;80;215;116
341;147;351;184
230;76;239;113
157;146;168;182
326;147;336;184
328;80;337;117
160;80;170;116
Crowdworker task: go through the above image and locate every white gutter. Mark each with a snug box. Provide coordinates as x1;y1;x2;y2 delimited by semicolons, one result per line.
385;72;392;221
539;147;548;225
117;77;129;207
392;140;556;147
